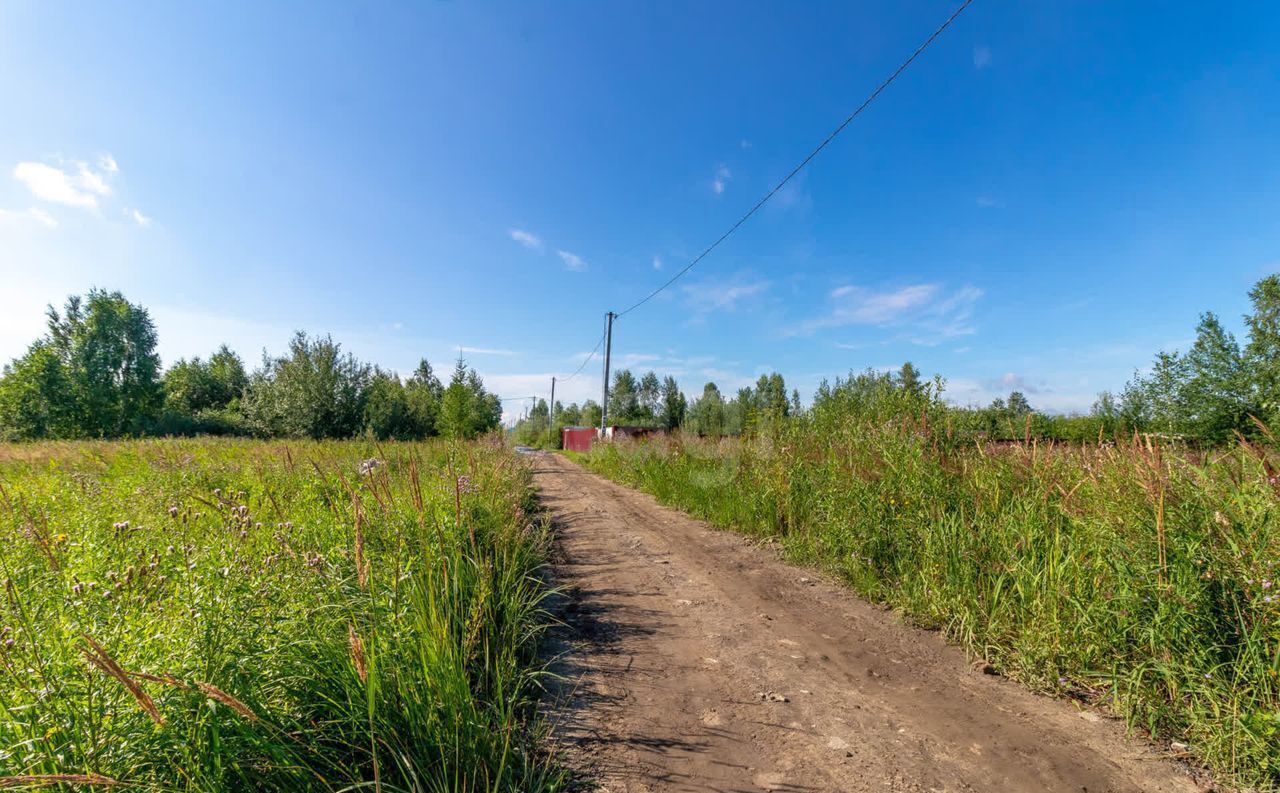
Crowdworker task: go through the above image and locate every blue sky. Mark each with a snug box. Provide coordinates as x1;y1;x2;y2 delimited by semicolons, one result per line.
1;1;1277;421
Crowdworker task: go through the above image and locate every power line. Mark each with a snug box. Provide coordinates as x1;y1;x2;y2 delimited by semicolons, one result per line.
559;330;605;382
615;0;974;318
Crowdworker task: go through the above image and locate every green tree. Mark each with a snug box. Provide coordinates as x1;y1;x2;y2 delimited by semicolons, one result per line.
406;359;443;437
638;371;661;421
1144;351;1192;436
1182;312;1251;443
897;362;923;396
659;375;687;430
164;345;247;416
580;399;603;429
0;342;73;439
687;382;725;436
559;402;583;427
1007;391;1033;416
1245;274;1280;424
438;356;502;439
608;369;641;424
42;290;164;436
242;332;371;439
362;370;419;439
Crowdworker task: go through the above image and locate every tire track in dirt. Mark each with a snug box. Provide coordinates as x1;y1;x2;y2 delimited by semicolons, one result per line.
535;452;1208;793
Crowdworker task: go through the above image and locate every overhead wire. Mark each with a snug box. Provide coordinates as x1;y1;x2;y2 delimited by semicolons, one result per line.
542;0;974;403
559;330;606;382
614;0;974;318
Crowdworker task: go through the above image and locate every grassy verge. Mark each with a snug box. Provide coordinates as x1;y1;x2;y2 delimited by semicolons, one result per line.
583;424;1280;788
0;438;564;791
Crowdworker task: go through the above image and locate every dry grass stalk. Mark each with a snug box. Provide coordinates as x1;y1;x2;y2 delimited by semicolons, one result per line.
348;623;367;682
195;681;259;722
354;496;368;589
0;773;125;788
81;634;164;725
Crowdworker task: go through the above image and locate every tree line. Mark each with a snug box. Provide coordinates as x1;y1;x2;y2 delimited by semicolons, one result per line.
518;274;1280;448
0;290;503;441
7;275;1279;446
511;368;799;445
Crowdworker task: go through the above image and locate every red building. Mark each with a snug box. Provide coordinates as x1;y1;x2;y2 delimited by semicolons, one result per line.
561;426;597;452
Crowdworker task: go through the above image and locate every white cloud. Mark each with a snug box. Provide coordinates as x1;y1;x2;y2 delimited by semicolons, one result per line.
76;162;111;197
827;283;937;324
945;376;1093;415
0;207;58;229
459;346;515;356
793;282;983;343
682;278;769;314
973;46;992;69
976;194;1002;208
557;250;588;271
653;255;663;270
14;162;100;208
11;155;119;211
712;165;731;195
128;208;152;228
508;228;543;251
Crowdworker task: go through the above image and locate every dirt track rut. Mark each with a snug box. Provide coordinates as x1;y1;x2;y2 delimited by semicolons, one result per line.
534;452;1206;793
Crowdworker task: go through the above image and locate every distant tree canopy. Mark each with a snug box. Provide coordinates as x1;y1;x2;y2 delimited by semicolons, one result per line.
0;291;505;441
0;290;163;439
9;275;1280;446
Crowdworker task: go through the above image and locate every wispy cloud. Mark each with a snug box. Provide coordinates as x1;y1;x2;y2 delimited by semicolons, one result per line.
98;154;119;173
945;376;1094;415
975;194;1002;208
682;277;769;314
712;164;731;195
791;282;983;344
652;255;663;270
973;45;992;69
459;346;515;356
128;208;152;228
0;207;58;229
508;228;543;252
987;372;1039;394
14;161;103;208
557;250;588;271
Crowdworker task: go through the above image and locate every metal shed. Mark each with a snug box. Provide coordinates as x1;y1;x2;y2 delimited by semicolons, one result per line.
561;426;597;452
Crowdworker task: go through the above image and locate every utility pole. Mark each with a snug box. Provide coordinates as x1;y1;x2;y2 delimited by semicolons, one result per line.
600;311;615;431
549;376;556;446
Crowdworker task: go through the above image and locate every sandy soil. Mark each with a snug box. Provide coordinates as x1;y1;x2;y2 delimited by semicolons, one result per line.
534;452;1211;793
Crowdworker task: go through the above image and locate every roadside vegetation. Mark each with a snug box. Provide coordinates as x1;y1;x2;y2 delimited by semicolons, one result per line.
583;276;1280;787
0;438;563;791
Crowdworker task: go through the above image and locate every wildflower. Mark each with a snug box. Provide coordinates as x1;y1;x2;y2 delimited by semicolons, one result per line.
54;533;68;544
213;488;222;498
169;506;179;518
1265;596;1275;603
1264;580;1273;590
457;475;476;494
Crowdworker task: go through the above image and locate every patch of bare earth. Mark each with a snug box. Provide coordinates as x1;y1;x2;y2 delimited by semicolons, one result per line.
535;453;1214;793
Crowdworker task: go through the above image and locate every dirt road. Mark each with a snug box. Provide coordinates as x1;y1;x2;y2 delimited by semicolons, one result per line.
534;453;1207;793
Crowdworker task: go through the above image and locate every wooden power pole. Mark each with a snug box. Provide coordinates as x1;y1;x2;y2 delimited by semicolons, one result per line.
600;311;615;431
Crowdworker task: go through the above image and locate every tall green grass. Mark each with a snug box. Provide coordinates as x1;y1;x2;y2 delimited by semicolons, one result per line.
585;397;1280;787
0;438;563;791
